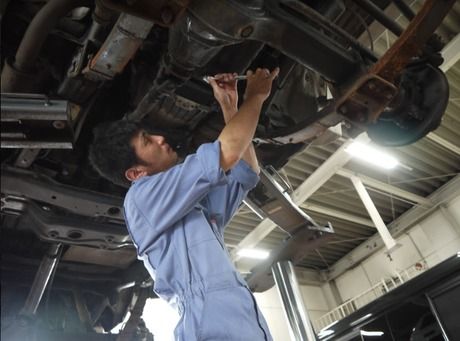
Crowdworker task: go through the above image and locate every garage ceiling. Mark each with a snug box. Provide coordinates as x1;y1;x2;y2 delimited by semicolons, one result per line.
225;1;460;274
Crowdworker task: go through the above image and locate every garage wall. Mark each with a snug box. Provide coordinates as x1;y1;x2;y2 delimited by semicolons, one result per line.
334;194;460;302
254;287;291;341
255;282;332;340
249;195;460;340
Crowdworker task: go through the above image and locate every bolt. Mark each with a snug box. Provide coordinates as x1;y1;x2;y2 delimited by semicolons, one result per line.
240;25;254;38
52;120;66;129
42;206;50;211
48;230;59;238
161;7;174;25
108;207;120;215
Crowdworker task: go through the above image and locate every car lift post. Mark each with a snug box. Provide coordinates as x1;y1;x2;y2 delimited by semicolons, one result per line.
21;243;63;316
272;261;317;341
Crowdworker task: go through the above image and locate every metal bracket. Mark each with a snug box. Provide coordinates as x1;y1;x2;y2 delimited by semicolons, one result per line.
258;166;329;234
243;166;335;291
1;93;75;149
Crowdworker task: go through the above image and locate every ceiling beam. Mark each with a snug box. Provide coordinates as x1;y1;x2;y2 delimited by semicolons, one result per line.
300;203;374;227
424;32;460;155
336;168;432;207
231;134;370;261
441;32;460;72
426;132;460;156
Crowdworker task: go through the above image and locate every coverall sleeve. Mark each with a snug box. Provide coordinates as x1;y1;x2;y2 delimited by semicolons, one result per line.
124;141;227;251
205;158;259;234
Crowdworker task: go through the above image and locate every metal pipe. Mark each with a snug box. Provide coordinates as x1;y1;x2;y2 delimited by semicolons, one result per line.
1;94;70;121
353;0;404;36
280;1;377;62
272;261;317;341
1;0;90;92
21;243;63;316
86;13;154;80
15;0;90;72
392;0;415;20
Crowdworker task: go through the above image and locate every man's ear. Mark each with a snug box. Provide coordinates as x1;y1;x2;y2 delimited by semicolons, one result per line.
125;166;148;182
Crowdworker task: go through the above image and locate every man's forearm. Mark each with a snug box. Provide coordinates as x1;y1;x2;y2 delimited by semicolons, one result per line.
216;68;278;171
221;104;260;174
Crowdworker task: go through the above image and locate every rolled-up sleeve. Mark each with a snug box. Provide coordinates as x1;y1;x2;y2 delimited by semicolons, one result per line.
124;141;227;253
227;159;259;191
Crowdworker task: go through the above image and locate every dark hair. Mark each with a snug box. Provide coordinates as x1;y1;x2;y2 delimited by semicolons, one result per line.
89;120;142;187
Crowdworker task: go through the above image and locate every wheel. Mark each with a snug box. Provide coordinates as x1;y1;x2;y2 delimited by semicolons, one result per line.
367;63;449;146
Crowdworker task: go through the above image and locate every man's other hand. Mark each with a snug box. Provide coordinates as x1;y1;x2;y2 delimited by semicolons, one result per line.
244;67;279;102
208;73;239;112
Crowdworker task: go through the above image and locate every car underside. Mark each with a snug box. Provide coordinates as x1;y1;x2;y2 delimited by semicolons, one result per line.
0;0;455;339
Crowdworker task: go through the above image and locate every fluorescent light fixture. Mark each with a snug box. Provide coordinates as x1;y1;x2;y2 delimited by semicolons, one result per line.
345;142;399;169
318;329;334;338
237;248;270;260
360;330;384;336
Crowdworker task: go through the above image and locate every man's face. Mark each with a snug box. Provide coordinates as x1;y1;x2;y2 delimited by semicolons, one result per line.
130;130;178;176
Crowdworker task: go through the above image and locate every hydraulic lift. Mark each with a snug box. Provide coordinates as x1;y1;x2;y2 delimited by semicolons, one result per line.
1;0;456;340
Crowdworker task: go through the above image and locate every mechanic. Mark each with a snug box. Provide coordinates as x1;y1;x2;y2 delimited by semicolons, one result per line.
89;67;279;340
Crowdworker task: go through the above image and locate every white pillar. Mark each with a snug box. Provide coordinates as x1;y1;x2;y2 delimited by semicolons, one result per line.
350;176;398;252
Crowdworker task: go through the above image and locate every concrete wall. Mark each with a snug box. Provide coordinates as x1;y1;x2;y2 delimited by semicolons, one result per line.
254;287;291;341
254;283;332;340
334;194;460;301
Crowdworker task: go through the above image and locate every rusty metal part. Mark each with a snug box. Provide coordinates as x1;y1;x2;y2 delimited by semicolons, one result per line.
336;74;398;124
340;0;454;124
272;106;343;144
83;13;154;81
100;0;189;27
369;0;455;83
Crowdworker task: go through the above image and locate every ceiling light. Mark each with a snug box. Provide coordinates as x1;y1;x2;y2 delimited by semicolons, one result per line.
237;248;270;260
345;142;399;169
360;330;384;336
318;329;334;338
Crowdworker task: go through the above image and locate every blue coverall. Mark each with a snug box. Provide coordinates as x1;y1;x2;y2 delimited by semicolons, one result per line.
124;141;273;340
